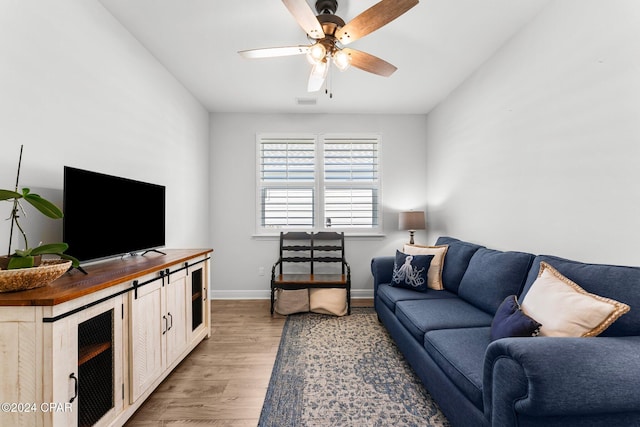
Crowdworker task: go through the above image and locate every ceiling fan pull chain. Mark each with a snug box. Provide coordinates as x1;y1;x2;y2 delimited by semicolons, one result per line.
327;61;333;98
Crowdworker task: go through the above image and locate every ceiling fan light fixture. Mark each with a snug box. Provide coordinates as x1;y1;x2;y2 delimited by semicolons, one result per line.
308;59;329;92
311;59;328;77
240;0;420;92
307;42;327;64
332;49;351;71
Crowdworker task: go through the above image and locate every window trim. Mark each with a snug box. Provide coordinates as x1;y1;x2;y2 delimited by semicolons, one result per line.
255;132;383;235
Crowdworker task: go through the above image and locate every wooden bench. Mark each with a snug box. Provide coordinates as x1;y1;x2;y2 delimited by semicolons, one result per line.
270;231;351;315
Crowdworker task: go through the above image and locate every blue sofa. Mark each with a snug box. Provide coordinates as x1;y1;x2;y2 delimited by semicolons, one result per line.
371;236;640;427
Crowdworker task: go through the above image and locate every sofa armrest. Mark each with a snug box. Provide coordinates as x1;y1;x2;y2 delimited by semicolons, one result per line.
484;336;640;426
370;256;395;296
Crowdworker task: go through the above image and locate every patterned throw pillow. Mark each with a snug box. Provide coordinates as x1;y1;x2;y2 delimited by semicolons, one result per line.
491;295;541;341
402;244;448;290
391;250;433;292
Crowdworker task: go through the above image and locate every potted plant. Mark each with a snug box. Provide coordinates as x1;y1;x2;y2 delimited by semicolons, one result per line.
0;146;79;291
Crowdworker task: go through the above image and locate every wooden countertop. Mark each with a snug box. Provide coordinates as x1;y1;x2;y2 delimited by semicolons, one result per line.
0;249;213;307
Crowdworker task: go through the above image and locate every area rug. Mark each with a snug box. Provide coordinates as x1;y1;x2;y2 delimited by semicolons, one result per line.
258;307;450;427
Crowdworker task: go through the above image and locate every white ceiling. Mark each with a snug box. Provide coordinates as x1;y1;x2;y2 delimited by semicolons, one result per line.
97;0;549;114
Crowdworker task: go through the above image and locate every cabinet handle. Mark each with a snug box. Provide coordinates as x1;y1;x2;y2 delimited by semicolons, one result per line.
162;315;167;335
167;312;173;331
69;373;78;403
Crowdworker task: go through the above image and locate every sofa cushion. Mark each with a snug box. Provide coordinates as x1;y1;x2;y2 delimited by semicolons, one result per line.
491;295;541;341
457;248;534;315
424;327;491;410
522;255;640;337
391;250;433;291
395;298;494;343
377;283;458;312
434;236;484;293
521;262;630;337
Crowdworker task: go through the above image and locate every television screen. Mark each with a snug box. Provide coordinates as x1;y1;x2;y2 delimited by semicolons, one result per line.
63;166;166;262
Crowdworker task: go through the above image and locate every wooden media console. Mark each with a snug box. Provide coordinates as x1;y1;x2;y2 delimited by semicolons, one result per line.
0;249;212;427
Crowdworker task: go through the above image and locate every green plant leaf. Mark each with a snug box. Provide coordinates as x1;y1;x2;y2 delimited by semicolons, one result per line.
30;243;69;255
22;190;63;219
8;256;35;269
13;248;33;257
59;253;80;268
0;189;23;201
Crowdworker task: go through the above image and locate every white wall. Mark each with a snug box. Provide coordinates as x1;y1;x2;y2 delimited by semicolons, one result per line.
0;1;210;257
209;113;429;298
8;0;635;301
425;0;640;265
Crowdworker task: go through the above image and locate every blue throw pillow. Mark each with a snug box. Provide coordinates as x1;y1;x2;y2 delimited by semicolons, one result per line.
391;250;433;292
491;295;542;341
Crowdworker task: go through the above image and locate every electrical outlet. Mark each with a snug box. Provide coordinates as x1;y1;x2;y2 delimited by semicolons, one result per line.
258;266;265;276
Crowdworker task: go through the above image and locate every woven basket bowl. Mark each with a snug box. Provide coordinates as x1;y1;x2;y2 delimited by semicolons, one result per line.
0;259;72;293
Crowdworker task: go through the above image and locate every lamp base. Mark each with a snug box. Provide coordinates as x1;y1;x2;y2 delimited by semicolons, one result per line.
408;230;415;245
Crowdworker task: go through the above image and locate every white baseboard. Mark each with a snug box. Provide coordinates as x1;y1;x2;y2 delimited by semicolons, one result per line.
209;288;374;300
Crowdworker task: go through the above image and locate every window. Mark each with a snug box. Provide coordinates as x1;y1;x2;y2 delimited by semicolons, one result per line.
258;133;380;233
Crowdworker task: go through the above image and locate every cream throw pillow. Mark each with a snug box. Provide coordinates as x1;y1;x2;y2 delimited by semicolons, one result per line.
402;244;448;290
521;262;630;337
309;288;348;316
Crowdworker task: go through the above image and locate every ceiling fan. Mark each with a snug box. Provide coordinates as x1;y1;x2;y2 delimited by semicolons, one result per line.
238;0;419;93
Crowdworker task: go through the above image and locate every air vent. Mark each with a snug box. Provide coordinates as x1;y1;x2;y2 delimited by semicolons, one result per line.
296;97;317;106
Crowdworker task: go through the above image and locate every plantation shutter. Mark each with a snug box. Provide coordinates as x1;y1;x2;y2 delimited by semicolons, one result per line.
322;135;379;228
257;134;381;232
259;136;315;228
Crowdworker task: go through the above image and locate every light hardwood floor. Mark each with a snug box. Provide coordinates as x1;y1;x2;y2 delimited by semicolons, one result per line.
124;298;372;426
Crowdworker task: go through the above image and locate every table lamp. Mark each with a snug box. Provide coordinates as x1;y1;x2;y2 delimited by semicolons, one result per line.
398;211;425;245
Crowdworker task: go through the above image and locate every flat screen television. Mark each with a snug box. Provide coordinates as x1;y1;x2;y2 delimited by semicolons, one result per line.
63;166;166;263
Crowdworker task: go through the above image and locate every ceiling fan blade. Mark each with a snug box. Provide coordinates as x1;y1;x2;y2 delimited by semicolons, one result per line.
308;61;329;92
342;48;397;77
336;0;419;45
238;45;309;59
282;0;325;39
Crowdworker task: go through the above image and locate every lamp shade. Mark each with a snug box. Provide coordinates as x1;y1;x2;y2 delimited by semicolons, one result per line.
398;211;426;231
